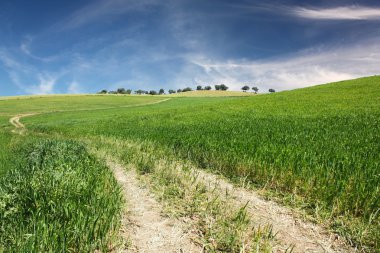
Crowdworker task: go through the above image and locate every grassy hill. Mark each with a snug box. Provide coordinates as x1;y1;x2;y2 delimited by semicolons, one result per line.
170;90;255;97
0;76;379;251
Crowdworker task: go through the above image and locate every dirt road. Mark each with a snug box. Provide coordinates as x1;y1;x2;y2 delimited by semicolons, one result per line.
107;160;201;253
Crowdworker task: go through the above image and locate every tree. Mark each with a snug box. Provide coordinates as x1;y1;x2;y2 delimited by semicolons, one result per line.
204;86;212;90
159;88;165;95
98;89;107;94
196;85;203;91
182;87;192;92
149;90;158;95
251;86;259;94
215;84;221;90
220;84;229;91
108;91;117;94
177;89;182;93
269;88;276;93
117;88;126;94
134;89;144;95
126;89;132;94
241;85;250;92
168;89;176;94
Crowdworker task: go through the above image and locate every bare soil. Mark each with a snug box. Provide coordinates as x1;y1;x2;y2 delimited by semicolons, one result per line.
107;160;201;253
9;114;37;134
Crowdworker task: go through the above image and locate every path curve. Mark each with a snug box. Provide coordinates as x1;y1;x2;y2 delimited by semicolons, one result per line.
107;160;201;253
9;98;171;135
9;113;38;134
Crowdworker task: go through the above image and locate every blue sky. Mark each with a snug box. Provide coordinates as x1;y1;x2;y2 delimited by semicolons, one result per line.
0;0;379;95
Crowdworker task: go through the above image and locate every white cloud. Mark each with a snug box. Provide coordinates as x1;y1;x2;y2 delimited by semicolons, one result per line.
293;6;380;20
20;38;57;62
67;81;82;94
25;74;56;94
185;38;380;92
0;49;22;69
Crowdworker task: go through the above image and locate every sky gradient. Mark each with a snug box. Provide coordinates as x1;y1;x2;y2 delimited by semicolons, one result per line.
0;0;379;95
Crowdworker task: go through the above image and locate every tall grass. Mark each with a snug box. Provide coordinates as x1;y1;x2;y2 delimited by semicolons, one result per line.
0;115;20;177
0;139;123;252
0;132;13;177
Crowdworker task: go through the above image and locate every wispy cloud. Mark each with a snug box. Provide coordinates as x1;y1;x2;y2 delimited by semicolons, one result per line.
0;49;23;69
20;38;57;62
60;0;158;30
186;38;380;91
0;49;60;94
67;80;82;94
25;74;56;95
292;6;380;20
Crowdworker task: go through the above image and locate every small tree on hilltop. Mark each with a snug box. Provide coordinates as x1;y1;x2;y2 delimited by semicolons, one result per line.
126;89;132;94
269;88;275;93
241;85;250;92
196;85;203;91
220;84;229;91
98;89;107;94
168;89;176;94
204;85;212;90
117;88;126;94
149;90;158;95
177;89;182;93
215;84;221;90
182;87;192;92
252;86;258;94
159;88;165;95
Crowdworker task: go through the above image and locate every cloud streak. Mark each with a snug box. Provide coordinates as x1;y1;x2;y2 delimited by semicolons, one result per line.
61;0;158;30
25;74;56;94
187;38;380;91
292;6;380;20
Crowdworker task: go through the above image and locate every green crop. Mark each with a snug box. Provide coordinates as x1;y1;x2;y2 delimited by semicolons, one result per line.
0;76;379;251
0;139;123;252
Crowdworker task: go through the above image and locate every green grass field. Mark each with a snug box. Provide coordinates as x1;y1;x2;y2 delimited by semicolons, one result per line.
0;76;379;251
0;95;164;116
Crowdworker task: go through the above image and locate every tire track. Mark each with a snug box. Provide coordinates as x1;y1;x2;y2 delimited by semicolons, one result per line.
106;160;201;253
192;168;356;252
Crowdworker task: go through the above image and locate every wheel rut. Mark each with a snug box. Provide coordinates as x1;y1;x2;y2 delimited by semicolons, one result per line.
9;114;38;134
107;160;201;253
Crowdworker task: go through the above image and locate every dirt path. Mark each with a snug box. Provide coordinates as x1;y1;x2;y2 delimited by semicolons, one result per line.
107;160;201;253
9;113;38;134
193;169;354;253
8;98;171;134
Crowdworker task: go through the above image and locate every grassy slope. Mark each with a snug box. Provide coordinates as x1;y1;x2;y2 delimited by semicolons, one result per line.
0;97;161;251
0;117;17;178
24;76;380;250
170;90;255;97
0;95;163;115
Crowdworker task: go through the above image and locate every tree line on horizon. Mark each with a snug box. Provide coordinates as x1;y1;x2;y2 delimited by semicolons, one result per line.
97;84;275;95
